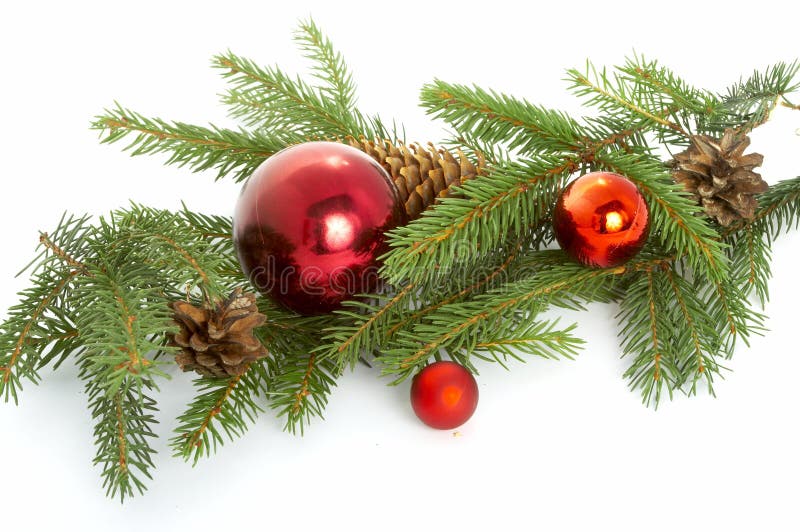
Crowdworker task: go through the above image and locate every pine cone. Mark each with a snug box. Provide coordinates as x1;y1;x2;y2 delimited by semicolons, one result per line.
170;288;268;378
348;138;486;220
671;128;768;226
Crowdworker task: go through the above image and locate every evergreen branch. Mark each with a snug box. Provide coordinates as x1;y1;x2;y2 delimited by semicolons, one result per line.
387;247;519;338
420;80;587;154
73;263;173;397
380;253;625;380
0;214;91;402
727;224;772;306
0;270;80;401
321;243;522;373
696;276;764;359
84;376;159;502
92;104;285;182
171;361;269;464
215;51;387;141
382;155;578;286
294;18;356;112
319;283;418;371
617;54;715;116
617;268;681;406
471;320;584;369
268;351;338;435
661;265;721;395
39;232;89;273
73;259;171;501
733;176;800;240
567;62;688;137
594;151;727;281
704;61;800;134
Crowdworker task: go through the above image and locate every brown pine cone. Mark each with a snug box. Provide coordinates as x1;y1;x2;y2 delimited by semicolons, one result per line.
348;138;486;220
671;128;768;226
170;288;268;377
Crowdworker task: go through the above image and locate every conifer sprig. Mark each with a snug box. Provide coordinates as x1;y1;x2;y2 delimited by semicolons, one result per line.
2;19;799;502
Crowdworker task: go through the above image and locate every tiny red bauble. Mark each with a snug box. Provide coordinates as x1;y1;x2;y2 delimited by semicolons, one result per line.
233;142;405;315
553;172;649;268
410;361;479;430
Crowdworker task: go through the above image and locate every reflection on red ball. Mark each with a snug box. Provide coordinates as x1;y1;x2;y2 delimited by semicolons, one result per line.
233;142;405;315
553;172;649;268
410;361;479;430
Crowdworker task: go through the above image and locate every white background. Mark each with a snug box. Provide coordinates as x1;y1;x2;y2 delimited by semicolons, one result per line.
1;1;799;530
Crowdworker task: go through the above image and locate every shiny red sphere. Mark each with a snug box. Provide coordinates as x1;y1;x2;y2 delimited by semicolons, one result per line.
553;172;649;268
233;142;405;315
410;361;479;430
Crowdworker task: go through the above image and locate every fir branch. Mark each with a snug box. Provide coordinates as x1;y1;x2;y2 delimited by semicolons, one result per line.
386;247;520;338
268;351;338;435
294;18;357;112
73;261;173;397
722;177;800;304
215;51;387;141
617;267;681;406
380;252;625;381
471;320;584;369
84;376;159;502
171;361;269;464
420;80;587;155
727;224;772;306
0;214;91;402
661;265;722;396
92;104;286;182
695;275;764;359
617;54;715;117
382;155;577;286
321;244;522;373
740;176;800;240
704;61;800;135
566;61;689;139
319;282;418;372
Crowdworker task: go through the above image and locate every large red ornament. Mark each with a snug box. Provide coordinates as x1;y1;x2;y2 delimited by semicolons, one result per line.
233;142;405;315
553;172;649;268
410;361;479;430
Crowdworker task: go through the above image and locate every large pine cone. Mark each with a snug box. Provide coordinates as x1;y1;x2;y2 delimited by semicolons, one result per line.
170;288;268;377
349;138;486;220
671;129;768;226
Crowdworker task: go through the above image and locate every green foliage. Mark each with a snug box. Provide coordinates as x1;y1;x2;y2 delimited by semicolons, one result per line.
703;61;800;135
381;156;574;287
379;251;624;381
92;104;286;183
0;214;89;402
83;375;159;502
420;80;587;155
171;362;270;464
267;351;339;436
2;18;800;502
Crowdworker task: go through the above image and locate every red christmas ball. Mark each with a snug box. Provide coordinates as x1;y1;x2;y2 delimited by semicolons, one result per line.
410;361;479;430
233;142;405;315
553;172;649;268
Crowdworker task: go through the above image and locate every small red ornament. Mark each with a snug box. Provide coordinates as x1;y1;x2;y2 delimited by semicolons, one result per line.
410;361;479;430
234;142;405;315
553;171;649;268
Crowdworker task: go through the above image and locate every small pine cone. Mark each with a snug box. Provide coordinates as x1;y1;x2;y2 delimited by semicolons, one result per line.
170;288;268;378
348;138;486;220
671;128;768;226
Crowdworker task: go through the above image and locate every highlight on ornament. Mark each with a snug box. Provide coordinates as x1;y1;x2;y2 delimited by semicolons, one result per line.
1;17;798;502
